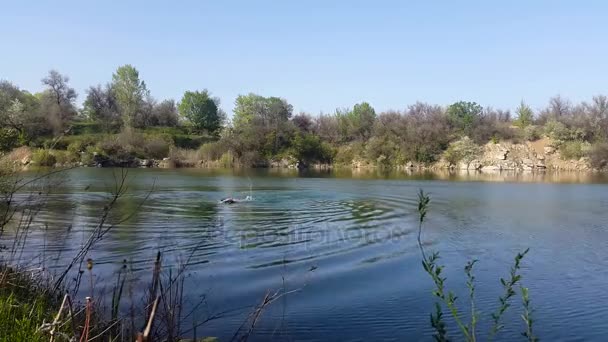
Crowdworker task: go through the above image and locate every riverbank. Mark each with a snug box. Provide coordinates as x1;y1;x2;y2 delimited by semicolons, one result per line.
2;136;601;173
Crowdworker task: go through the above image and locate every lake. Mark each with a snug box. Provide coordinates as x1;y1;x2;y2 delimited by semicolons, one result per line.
6;168;608;341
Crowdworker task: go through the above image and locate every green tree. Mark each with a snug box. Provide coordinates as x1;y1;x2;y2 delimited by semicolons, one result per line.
231;94;293;156
446;101;483;136
0;81;45;140
515;101;534;128
178;90;221;134
111;65;148;128
351;102;376;139
290;133;333;165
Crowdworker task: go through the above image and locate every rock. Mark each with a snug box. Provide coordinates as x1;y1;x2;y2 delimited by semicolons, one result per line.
139;159;153;167
494;151;508;160
522;158;534;167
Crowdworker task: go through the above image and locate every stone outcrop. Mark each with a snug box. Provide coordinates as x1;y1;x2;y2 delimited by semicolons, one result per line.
470;139;591;171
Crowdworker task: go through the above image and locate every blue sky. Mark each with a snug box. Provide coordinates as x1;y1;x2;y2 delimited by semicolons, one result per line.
1;1;607;115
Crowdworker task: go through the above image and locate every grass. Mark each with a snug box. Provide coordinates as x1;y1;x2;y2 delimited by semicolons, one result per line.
0;267;63;342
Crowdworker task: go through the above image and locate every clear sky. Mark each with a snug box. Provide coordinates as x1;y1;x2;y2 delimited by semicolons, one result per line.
1;0;607;115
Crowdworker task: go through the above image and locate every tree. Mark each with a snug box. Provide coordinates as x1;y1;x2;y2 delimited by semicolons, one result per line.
290;133;333;165
111;65;148;128
231;94;293;156
84;84;120;130
0;81;45;140
152;99;179;127
515;101;534;128
178;90;221;134
292;113;314;133
40;70;77;134
446;101;483;136
351;102;376;140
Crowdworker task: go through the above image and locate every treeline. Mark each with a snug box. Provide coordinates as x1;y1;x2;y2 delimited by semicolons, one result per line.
1;65;608;169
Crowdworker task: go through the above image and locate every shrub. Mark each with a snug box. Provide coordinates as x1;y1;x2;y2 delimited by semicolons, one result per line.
544;119;585;142
0;128;19;152
219;151;234;168
52;150;78;165
523;125;541;141
290;133;333;164
443;137;482;166
199;141;226;161
143;138;170;159
172;134;211;149
588;143;608;169
31;149;56;166
334;142;364;165
365;136;400;166
559;140;591;160
98;137;125;157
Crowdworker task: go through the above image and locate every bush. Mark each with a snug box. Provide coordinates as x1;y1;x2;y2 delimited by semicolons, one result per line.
172;134;212;149
589;143;608;169
219;151;234;168
52;150;79;165
199;142;226;161
290;133;334;164
523;125;541;142
544;119;585;142
334;142;364;165
31;149;56;166
443;136;482;166
559;140;591;160
143;138;170;159
0;128;19;152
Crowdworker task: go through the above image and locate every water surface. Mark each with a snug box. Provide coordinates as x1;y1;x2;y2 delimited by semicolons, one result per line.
6;168;608;341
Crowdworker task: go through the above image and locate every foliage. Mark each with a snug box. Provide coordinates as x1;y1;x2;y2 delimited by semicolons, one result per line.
290;133;333;164
143;138;171;159
589;143;608;169
515;101;534;128
31;149;57;166
83;84;121;130
40;70;78;134
559;140;590;160
443;136;482;166
0;128;19;152
446;101;483;136
522;125;541;142
178;90;221;134
544;119;585;142
416;190;534;342
199;142;227;161
112;64;149;128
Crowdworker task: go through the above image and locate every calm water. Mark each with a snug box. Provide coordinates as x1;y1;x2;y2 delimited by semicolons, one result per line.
7;168;608;341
